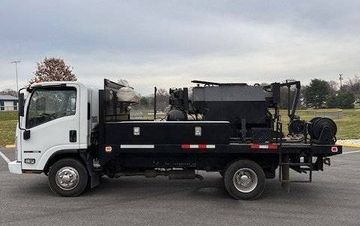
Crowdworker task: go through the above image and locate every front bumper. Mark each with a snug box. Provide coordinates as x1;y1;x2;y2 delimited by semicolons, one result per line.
8;161;22;174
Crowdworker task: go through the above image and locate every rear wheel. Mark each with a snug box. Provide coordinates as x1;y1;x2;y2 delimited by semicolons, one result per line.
224;160;265;200
48;158;89;197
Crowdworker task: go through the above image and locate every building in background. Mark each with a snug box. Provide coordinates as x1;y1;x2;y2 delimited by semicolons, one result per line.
0;95;18;111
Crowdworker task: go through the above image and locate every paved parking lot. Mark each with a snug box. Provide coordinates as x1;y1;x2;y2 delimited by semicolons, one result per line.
0;148;359;226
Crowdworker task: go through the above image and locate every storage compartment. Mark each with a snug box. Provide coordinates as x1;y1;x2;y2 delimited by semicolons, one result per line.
104;121;232;145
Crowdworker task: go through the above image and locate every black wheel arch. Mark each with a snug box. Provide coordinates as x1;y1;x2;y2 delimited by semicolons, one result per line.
222;155;278;179
44;149;85;175
43;149;93;175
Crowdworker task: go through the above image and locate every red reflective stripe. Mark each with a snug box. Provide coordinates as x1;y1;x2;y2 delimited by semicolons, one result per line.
181;144;214;150
250;144;260;149
268;144;278;150
181;144;190;149
198;144;206;149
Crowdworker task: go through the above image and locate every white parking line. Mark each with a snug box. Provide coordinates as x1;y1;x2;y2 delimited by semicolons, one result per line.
0;151;10;163
342;150;360;155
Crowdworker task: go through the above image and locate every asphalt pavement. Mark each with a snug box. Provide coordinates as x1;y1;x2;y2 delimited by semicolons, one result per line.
0;148;359;226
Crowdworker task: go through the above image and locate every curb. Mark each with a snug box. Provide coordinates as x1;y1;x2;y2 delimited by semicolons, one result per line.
336;141;360;148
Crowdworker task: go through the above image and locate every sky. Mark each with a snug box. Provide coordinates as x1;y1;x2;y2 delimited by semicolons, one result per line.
1;0;359;95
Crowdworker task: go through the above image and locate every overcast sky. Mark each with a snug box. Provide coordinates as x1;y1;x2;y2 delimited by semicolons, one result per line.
1;0;359;94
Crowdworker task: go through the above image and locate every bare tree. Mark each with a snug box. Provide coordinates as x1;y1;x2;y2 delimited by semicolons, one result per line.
29;57;77;85
0;89;18;97
328;80;338;95
343;75;360;97
156;88;170;111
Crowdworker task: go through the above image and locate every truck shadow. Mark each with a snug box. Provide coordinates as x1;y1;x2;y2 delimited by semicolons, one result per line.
88;174;318;202
15;173;319;203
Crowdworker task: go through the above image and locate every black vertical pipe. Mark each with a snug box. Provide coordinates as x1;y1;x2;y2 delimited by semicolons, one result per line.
287;84;291;119
98;90;105;162
281;154;290;192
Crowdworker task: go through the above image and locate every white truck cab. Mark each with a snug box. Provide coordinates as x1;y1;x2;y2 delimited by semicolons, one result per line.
8;81;98;175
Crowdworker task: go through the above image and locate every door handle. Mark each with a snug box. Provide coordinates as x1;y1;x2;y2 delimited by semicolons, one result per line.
69;130;77;142
23;130;31;140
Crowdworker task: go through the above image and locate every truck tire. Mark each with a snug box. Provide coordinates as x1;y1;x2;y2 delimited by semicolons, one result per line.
48;158;89;197
224;160;265;200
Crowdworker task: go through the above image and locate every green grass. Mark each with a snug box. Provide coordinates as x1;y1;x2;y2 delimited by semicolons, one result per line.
0;111;17;121
0;111;17;147
330;109;360;139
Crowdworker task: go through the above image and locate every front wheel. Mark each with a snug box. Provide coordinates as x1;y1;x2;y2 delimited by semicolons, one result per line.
224;160;265;200
48;158;89;197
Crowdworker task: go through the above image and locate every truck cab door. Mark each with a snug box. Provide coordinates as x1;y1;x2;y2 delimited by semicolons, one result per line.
21;85;80;171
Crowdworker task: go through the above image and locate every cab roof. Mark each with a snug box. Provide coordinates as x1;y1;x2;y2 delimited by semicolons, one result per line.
30;81;83;89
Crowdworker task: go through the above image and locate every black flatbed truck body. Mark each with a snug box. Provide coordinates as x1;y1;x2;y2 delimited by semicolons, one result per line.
97;85;342;171
98;120;342;171
90;79;343;199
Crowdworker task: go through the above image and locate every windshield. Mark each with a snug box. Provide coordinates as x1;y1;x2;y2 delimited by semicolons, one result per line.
26;87;77;128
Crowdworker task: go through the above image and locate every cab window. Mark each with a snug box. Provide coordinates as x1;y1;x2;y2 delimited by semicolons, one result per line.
26;87;77;128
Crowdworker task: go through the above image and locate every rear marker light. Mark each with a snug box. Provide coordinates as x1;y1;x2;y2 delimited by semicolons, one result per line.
105;146;112;153
331;146;338;153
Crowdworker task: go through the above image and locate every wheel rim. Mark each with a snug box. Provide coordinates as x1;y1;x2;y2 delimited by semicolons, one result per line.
232;168;258;193
55;167;80;191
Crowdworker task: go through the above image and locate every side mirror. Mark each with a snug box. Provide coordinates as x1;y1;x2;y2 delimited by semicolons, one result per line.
19;93;25;117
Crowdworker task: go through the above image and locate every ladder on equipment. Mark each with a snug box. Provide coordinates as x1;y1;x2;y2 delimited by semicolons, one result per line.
278;149;313;192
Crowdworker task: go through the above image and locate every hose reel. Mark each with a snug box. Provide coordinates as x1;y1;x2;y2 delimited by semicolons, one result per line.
308;117;337;144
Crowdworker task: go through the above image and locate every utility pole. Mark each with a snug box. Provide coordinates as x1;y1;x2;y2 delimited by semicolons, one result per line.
339;73;343;90
11;60;21;92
